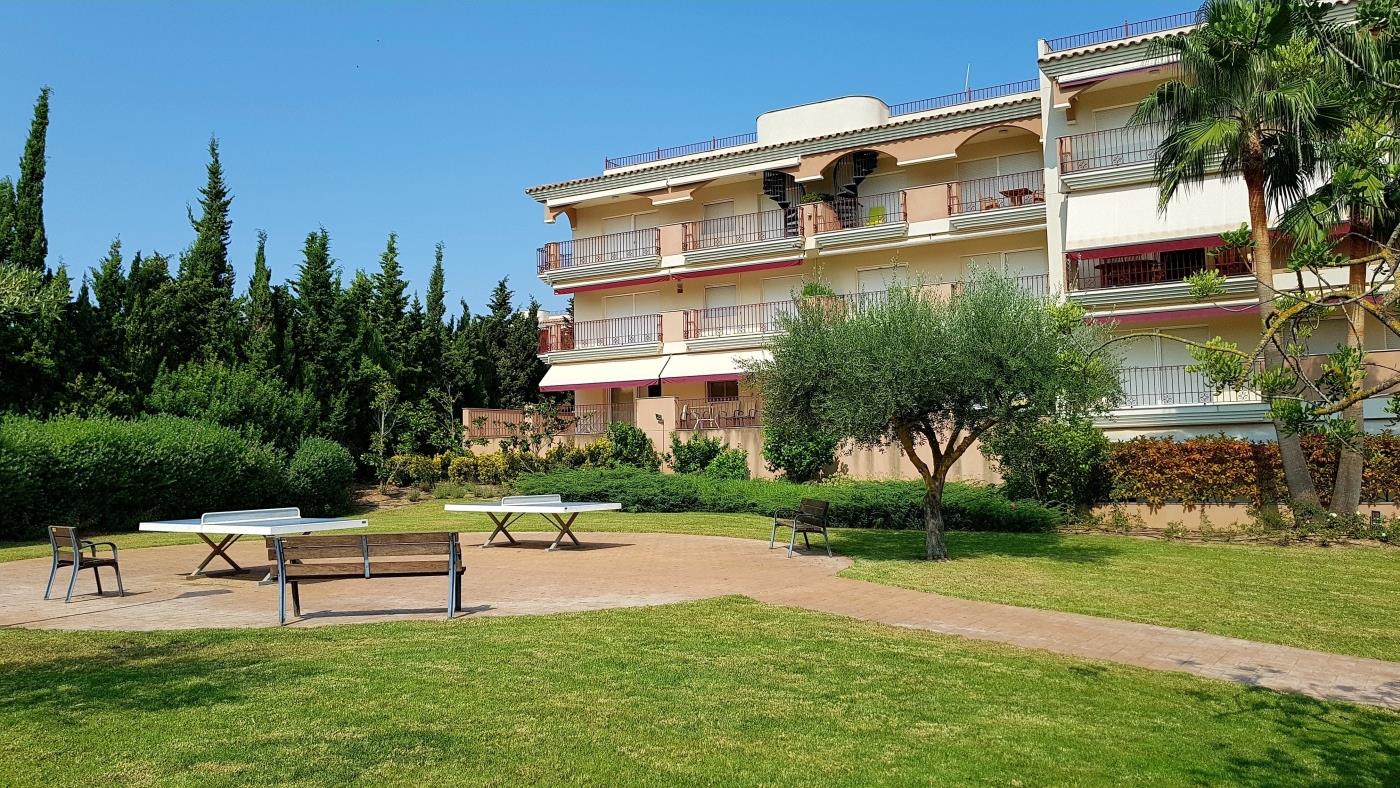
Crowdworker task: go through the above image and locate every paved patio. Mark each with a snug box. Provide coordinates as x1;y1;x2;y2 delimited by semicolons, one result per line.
3;531;1399;709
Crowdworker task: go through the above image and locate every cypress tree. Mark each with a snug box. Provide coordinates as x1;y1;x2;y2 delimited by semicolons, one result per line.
426;242;446;328
0;177;16;267
370;232;408;362
12;87;50;271
244;230;279;372
290;228;347;431
179;136;236;362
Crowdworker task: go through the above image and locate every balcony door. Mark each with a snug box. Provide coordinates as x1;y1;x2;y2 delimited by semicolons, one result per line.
700;201;735;247
1121;327;1212;407
761;275;800;331
601;211;659;261
856;265;907;310
962;248;1047;293
702;284;739;337
585;291;659;348
957;152;1040;209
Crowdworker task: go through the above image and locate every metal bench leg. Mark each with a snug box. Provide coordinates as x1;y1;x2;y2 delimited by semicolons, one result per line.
93;565;104;595
114;562;126;597
823;528;832;558
43;555;58;600
769;521;779;549
788;527;797;558
290;582;301;618
64;561;80;603
803;531;811;550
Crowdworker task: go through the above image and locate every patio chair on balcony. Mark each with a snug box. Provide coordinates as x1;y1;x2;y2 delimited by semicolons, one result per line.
865;205;886;226
771;499;832;558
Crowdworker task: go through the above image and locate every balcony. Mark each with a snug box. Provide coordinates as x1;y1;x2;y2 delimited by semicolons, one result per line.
1117;365;1261;409
538;314;663;357
1059;125;1165;174
603;132;757;171
888;79;1040;116
1044;10;1201;53
1067;248;1251;292
675;396;763;431
679;208;804;265
536;228;661;283
807;191;907;234
463;404;617;440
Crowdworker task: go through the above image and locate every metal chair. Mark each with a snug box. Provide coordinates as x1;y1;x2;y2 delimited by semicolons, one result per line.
770;499;832;558
44;526;124;602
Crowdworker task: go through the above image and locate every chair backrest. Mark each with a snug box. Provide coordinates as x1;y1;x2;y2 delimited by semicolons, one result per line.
48;526;80;559
267;532;461;574
502;494;563;506
797;499;830;526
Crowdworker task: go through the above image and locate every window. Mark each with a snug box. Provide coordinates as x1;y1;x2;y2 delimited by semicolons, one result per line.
707;380;739;400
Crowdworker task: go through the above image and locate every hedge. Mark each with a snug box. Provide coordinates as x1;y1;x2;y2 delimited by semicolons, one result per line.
287;437;356;516
515;468;1061;532
1107;433;1400;507
0;416;355;540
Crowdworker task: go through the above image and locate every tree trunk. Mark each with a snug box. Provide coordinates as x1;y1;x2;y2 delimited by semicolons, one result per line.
1331;236;1368;515
923;479;949;561
1243;160;1320;506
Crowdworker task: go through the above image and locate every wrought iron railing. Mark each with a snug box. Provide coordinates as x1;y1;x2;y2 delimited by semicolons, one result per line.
809;190;907;233
685;300;798;339
1066;248;1251;291
1044;10;1202;52
948;170;1045;215
538;314;662;353
675;396;763;430
603;132;758;170
682;208;797;251
888;79;1041;116
1059;125;1165;173
1117;365;1261;408
536;228;660;273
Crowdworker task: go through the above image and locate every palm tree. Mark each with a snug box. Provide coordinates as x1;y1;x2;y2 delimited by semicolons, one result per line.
1133;0;1348;506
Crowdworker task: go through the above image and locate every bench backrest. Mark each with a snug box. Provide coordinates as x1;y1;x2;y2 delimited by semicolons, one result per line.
797;498;830;526
266;532;461;575
501;494;562;506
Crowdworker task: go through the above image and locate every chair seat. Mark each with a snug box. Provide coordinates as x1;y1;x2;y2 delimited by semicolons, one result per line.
282;560;463;580
58;557;119;569
775;518;826;533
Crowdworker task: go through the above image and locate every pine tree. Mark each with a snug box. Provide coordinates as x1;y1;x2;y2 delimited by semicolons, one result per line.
244;230;279;372
370;232;408;362
0;177;16;267
12;87;50;271
178;136;236;363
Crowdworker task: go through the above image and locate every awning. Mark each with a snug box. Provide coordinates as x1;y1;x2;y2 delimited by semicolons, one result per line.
538;356;670;392
1067;233;1224;260
660;349;771;384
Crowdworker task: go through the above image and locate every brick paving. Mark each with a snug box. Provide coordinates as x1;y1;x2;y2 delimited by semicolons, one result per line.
3;531;1398;709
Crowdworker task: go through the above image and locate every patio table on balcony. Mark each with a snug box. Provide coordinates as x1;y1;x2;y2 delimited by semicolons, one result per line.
1000;187;1034;207
1097;258;1164;288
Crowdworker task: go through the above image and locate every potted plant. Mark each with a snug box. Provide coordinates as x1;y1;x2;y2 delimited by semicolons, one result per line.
798;192;838;234
799;272;843;315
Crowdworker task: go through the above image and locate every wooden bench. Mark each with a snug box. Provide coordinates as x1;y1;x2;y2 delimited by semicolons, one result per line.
266;532;465;625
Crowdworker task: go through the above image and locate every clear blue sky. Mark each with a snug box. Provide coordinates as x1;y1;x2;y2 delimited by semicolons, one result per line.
0;1;1182;315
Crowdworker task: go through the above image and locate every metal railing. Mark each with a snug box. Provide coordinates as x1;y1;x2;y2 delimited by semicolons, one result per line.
1118;365;1261;408
603;132;758;170
888;79;1041;116
685;299;798;339
948;170;1045;215
538;314;662;353
1044;10;1202;52
464;405;615;439
1059;125;1165;173
536;228;660;273
1066;248;1251;291
682;208;797;251
675;396;763;430
810;190;906;233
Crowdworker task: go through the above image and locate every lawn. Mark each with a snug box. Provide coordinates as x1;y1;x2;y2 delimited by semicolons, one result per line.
4;501;1399;661
1;597;1396;786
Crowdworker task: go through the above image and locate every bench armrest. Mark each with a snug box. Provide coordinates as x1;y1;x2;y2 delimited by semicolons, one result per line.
81;540;119;557
773;508;798;521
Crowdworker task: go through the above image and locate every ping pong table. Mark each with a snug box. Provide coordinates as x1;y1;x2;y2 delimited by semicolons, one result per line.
139;508;368;578
443;494;621;550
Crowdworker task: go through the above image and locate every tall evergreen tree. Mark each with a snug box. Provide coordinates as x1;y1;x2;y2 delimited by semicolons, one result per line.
0;177;16;267
426;242;446;328
290;228;348;435
370;232;408;362
178;136;237;363
244;230;279;372
12;87;50;271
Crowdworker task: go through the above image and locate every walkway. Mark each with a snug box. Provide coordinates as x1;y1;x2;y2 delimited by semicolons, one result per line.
3;532;1398;709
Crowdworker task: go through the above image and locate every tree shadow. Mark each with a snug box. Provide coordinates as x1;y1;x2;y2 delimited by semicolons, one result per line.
831;529;1124;564
1184;685;1400;785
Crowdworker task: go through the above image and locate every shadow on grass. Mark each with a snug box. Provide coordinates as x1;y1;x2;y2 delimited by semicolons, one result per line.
831;529;1124;564
1188;685;1400;785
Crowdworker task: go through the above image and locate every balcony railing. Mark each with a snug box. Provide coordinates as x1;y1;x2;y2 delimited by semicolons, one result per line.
1059;125;1165;174
537;228;660;273
685;300;798;339
676;396;763;430
888;79;1041;116
538;314;663;353
604;132;758;171
948;170;1045;215
1044;10;1202;52
1118;365;1261;409
463;404;615;439
682;208;797;251
1066;248;1251;291
809;190;906;233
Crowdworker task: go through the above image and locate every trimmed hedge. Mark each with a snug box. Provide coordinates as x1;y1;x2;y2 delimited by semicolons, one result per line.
287;437;356;516
515;468;1061;532
0;416;290;540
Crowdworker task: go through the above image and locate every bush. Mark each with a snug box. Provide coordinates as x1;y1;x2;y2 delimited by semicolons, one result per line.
763;422;839;483
448;454;477;484
516;468;1060;532
287;437;356;516
606;422;661;471
982;417;1111;507
403;454;441;489
148;362;318;452
0;415;290;539
474;453;506;485
669;432;724;474
704;448;751;481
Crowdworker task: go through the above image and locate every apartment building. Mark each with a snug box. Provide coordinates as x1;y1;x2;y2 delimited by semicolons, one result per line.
496;3;1382;480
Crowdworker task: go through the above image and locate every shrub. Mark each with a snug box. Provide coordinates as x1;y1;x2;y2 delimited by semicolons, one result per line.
148;362;318;451
669;432;724;474
704;448;751;481
432;481;470;499
448;454;477;484
474;452;506;485
403;454;441;489
606;422;661;471
763;422;839;482
287;437;356;516
0;415;290;539
516;468;1060;532
982;417;1111;507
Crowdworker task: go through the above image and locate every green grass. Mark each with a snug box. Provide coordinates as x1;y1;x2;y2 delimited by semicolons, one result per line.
6;500;1400;660
1;597;1397;786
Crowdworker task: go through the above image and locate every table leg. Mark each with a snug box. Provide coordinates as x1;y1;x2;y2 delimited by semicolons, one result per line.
543;512;581;551
191;533;243;577
483;512;521;547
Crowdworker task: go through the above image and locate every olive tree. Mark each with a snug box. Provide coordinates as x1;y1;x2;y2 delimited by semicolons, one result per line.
746;271;1122;560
